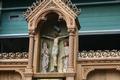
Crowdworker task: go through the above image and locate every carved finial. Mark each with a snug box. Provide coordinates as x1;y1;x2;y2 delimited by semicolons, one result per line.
35;0;39;5
61;0;80;15
33;2;37;7
24;0;45;18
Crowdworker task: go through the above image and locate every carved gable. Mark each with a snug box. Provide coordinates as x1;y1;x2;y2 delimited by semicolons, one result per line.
24;0;80;21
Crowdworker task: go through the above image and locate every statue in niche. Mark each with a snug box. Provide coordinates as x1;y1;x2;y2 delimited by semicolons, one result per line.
41;41;49;72
62;40;69;72
42;33;68;72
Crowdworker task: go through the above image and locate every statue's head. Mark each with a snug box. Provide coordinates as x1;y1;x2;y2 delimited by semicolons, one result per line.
64;40;69;46
43;42;48;48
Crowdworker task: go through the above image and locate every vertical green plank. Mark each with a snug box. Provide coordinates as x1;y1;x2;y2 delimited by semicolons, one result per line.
0;0;2;28
0;0;2;20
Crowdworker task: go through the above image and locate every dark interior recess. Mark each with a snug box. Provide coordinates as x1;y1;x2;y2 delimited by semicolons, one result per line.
2;0;35;8
1;34;120;53
79;34;120;51
0;38;29;53
9;15;19;20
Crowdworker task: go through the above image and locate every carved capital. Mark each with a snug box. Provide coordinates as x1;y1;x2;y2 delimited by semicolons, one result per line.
29;30;35;37
68;28;76;36
68;28;76;33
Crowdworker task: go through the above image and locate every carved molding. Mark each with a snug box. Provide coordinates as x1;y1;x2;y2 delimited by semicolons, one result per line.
0;52;28;59
78;50;120;61
0;61;28;66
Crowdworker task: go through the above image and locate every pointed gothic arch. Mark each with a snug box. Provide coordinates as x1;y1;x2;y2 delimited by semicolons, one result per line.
33;9;69;30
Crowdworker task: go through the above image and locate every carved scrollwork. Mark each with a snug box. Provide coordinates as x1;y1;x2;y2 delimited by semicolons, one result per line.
0;52;28;59
78;50;120;60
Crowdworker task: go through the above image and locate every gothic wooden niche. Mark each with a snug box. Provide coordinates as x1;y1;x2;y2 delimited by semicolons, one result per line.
38;12;69;73
25;0;80;80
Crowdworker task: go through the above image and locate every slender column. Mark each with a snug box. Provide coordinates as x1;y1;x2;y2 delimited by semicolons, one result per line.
67;28;75;72
27;30;35;72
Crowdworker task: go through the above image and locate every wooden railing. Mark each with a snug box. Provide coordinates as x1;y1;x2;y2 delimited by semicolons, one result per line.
0;52;28;66
0;52;28;59
78;50;120;61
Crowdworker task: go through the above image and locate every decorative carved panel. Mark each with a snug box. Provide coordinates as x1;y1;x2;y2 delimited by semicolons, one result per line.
0;52;28;59
0;71;22;80
78;50;120;60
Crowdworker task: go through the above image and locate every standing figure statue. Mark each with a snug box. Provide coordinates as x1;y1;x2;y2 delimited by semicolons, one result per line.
62;41;69;72
42;34;68;72
41;42;49;72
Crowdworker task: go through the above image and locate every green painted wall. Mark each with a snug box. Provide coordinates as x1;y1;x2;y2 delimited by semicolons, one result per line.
0;1;1;21
0;10;28;35
79;4;120;34
0;0;120;36
0;1;1;11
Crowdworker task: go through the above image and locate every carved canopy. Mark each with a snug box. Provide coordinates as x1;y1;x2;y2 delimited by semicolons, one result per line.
24;0;80;32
